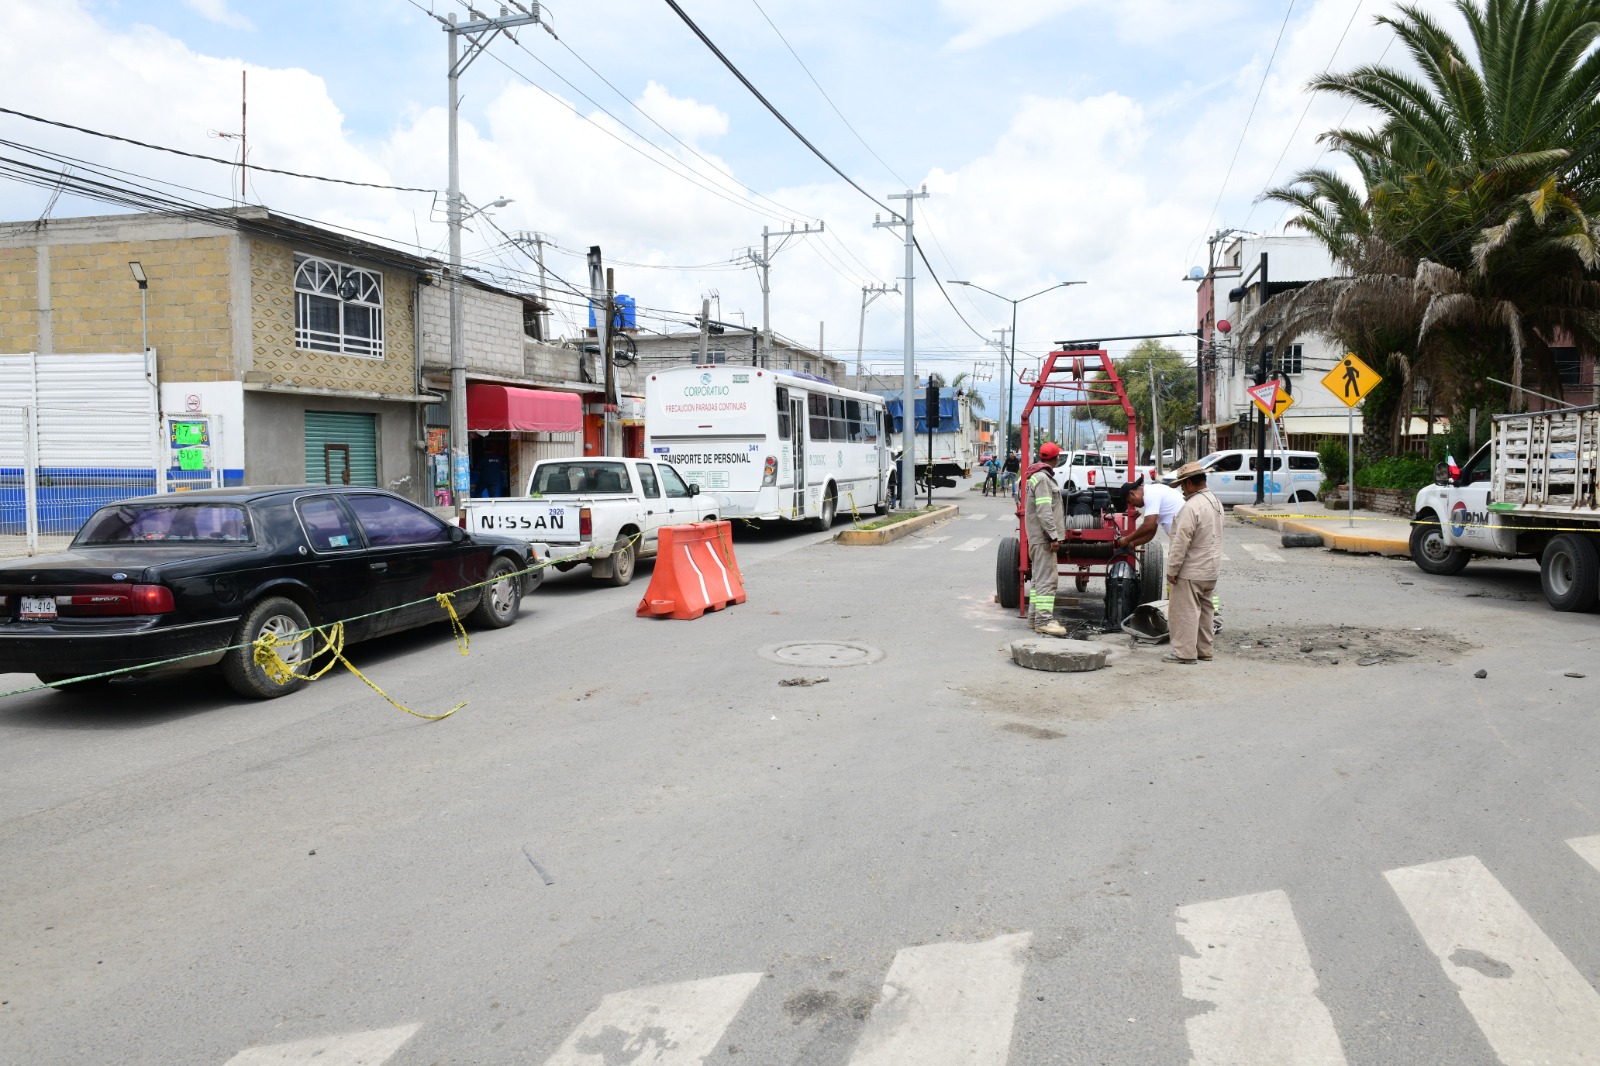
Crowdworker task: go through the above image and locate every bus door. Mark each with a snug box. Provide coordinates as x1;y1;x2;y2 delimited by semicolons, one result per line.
790;394;807;517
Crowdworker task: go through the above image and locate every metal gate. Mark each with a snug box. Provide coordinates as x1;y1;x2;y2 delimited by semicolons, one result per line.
304;411;378;487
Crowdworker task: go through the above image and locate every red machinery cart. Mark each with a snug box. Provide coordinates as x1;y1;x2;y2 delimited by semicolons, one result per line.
996;346;1165;629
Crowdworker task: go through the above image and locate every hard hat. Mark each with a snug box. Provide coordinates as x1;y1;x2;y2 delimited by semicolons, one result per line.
1039;442;1062;460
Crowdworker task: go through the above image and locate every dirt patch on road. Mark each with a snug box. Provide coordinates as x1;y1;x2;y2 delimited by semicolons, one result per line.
1224;623;1474;666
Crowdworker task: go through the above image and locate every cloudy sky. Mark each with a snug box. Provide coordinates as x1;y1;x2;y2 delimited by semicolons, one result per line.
0;0;1450;410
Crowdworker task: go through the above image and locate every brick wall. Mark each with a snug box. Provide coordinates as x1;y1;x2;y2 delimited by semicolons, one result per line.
418;280;525;378
0;246;36;351
51;236;233;380
248;238;417;395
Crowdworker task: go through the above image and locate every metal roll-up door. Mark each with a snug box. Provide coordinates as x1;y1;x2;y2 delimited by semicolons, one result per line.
304;411;378;487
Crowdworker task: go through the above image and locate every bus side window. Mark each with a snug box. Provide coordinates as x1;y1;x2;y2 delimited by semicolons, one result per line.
845;399;863;442
808;393;829;439
864;407;881;443
828;397;848;441
776;386;791;440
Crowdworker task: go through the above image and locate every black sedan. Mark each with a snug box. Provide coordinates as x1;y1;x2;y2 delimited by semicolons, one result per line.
0;486;533;698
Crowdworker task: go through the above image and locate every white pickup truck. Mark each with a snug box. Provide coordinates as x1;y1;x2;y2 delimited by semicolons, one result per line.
459;457;721;587
1411;406;1600;611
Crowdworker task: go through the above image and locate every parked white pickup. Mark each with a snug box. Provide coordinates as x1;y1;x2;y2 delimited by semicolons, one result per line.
459;456;721;588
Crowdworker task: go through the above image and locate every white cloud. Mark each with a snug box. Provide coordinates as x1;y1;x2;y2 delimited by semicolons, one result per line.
182;0;254;31
636;81;729;144
942;0;1237;51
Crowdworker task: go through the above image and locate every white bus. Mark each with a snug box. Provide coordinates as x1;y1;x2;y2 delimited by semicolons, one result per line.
644;365;890;528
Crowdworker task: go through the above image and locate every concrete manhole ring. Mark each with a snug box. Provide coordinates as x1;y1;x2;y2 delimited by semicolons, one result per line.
758;640;884;668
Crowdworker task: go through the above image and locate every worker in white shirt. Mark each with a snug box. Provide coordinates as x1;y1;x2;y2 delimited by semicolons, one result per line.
1112;476;1185;551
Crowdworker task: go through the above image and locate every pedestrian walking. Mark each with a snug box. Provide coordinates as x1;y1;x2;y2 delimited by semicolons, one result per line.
1023;442;1067;637
1002;450;1020;499
981;454;1001;496
1163;461;1224;664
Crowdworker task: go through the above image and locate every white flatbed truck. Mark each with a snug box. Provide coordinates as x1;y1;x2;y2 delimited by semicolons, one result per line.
1410;406;1600;610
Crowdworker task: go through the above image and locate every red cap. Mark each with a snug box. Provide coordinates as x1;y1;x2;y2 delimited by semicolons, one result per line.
1039;442;1062;460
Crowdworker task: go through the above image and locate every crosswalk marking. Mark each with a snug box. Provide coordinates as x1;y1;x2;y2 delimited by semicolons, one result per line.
905;535;951;550
542;972;761;1065
846;932;1031;1066
222;1024;420;1065
953;537;994;552
1385;855;1600;1065
1242;543;1282;563
966;513;988;520
1568;834;1600;875
1177;890;1347;1065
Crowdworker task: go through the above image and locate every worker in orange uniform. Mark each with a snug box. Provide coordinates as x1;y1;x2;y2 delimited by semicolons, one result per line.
1023;442;1067;637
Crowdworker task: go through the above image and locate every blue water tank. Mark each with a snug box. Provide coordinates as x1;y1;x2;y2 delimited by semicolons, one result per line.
588;294;637;331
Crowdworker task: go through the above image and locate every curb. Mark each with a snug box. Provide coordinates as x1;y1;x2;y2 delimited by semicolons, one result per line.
835;504;961;545
1233;505;1411;557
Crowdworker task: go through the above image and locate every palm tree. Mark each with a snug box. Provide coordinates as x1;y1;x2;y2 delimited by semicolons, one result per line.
1257;0;1600;453
949;370;987;412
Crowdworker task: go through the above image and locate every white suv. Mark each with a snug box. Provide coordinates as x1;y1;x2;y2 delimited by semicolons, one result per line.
1197;449;1323;506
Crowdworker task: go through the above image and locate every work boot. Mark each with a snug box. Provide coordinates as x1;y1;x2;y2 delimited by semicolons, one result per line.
1032;618;1069;638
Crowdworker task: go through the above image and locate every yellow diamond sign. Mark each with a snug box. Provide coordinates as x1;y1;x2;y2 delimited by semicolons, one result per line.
1323;352;1382;407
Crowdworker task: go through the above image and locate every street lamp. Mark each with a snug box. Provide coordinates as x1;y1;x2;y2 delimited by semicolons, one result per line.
128;261;149;358
948;280;1085;457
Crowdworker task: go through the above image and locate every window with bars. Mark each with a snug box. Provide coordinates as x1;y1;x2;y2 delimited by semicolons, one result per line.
294;254;385;358
1270;344;1303;375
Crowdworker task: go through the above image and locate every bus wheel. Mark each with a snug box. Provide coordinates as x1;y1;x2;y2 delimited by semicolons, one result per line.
808;483;837;531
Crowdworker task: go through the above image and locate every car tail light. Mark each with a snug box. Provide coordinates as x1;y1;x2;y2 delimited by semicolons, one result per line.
579;507;593;536
761;456;778;486
47;584;174;616
1087;469;1097;485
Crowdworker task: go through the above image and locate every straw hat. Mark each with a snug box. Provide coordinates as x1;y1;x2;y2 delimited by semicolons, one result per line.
1164;461;1209;484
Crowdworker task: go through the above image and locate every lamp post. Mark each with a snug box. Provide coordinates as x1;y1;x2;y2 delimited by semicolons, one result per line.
128;261;148;357
948;280;1084;458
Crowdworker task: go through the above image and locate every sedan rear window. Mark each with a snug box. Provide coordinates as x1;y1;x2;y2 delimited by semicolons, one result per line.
75;503;251;545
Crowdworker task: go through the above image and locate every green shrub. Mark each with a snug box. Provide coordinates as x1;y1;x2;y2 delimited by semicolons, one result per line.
1353;454;1436;496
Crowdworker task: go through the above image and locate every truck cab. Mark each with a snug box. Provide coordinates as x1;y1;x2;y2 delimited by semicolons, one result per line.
1410;442;1514;572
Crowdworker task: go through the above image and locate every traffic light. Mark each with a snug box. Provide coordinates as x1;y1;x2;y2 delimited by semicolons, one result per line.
925;382;941;431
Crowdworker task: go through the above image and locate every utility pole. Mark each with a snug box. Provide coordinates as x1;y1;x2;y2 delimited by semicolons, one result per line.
1149;362;1163;475
856;283;898;376
530;233;550;340
875;186;928;510
441;4;543;501
697;298;711;362
745;222;823;368
587;247;609;456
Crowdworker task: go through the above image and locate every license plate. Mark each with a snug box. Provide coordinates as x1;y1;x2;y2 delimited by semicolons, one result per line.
20;596;56;620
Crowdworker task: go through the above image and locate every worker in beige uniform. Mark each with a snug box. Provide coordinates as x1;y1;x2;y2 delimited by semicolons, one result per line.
1023;442;1068;637
1163;461;1224;664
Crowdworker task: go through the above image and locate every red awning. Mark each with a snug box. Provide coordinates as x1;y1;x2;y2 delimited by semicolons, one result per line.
466;384;582;433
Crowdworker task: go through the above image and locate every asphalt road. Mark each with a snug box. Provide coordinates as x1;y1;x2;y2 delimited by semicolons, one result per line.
3;484;1600;1065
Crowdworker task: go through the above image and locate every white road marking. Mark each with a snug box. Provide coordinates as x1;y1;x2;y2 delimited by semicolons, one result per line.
953;537;994;552
906;535;952;550
966;513;988;520
223;1024;420;1065
1221;554;1232;563
1177;890;1347;1066
846;932;1031;1066
1568;835;1600;875
1385;854;1600;1065
1242;543;1282;563
543;972;762;1065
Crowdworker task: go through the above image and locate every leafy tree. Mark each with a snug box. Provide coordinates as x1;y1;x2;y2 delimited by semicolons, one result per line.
1078;341;1195;459
1257;0;1600;458
949;370;987;411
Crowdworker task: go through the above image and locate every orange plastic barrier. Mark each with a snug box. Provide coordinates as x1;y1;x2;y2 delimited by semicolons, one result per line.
636;521;747;620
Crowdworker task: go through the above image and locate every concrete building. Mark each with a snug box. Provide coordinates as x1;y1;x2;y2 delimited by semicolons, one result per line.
632;327;846;382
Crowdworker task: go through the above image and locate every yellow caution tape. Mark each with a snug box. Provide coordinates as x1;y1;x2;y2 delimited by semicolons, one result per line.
435;591;470;656
1249;513;1600;534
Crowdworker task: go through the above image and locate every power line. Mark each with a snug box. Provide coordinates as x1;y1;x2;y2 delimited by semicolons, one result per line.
1190;0;1298;256
0;105;437;193
746;0;908;187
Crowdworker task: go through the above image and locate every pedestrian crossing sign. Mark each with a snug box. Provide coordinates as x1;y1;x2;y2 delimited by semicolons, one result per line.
1323;352;1382;407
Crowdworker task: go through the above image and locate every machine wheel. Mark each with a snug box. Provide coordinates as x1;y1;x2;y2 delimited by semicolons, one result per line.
222;596;312;700
808;483;838;531
1541;533;1599;612
467;556;522;629
1075;573;1091;593
1138;538;1165;604
1409;517;1469;576
995;536;1021;609
599;535;637;587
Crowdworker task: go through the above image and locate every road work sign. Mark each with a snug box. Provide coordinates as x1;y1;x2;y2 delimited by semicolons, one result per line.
1324;352;1382;406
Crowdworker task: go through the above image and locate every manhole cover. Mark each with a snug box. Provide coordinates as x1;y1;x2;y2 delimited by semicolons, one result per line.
758;640;884;668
